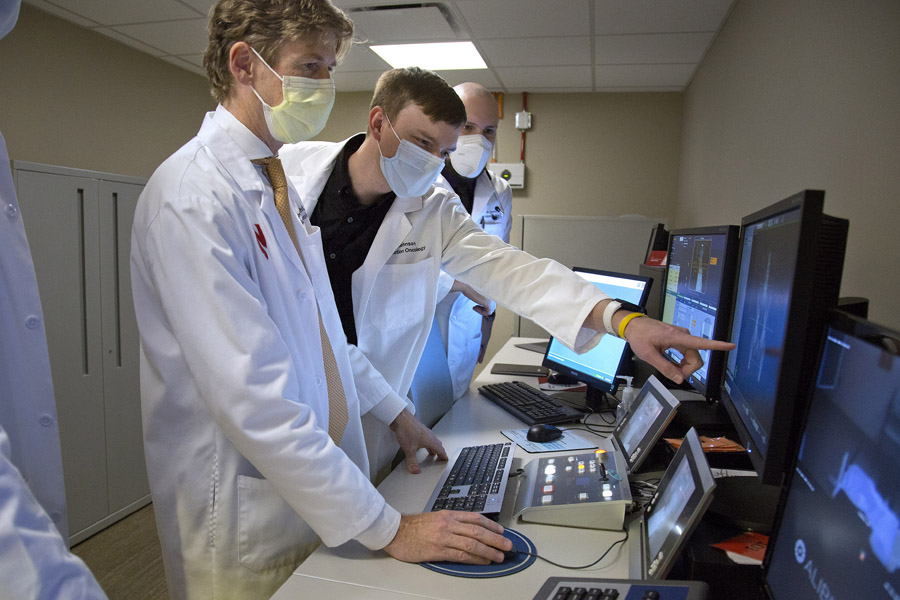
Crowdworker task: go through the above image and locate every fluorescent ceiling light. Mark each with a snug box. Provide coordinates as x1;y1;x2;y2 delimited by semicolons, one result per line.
370;41;487;70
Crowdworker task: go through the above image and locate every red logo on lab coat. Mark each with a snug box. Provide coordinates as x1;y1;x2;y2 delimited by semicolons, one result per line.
254;225;268;259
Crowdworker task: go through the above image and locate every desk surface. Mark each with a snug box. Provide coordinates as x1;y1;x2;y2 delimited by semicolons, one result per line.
271;338;638;600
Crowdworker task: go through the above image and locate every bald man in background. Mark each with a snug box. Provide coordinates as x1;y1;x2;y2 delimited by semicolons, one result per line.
423;82;513;400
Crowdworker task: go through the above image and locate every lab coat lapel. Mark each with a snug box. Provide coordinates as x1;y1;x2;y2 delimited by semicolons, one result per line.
288;144;342;216
354;195;419;315
197;114;310;277
471;170;496;219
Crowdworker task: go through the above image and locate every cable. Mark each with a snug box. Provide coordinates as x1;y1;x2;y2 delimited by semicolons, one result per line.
629;479;659;512
517;529;629;570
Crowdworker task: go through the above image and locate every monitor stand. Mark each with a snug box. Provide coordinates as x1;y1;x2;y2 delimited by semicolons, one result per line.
550;386;615;414
705;477;780;533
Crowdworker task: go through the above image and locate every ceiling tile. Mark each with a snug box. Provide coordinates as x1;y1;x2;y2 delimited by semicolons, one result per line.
112;18;208;56
158;54;206;77
595;32;715;65
595;0;735;34
177;53;205;68
479;36;591;68
455;0;591;39
23;0;99;26
92;27;166;56
351;6;457;43
338;44;391;72
494;65;593;90
434;68;501;90
42;0;201;26
595;63;696;88
176;0;214;15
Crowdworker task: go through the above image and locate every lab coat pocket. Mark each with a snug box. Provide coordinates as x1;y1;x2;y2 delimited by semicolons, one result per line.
370;260;432;332
237;475;319;573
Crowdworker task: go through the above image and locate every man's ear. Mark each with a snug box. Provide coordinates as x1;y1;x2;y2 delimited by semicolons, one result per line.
368;106;385;141
229;41;254;87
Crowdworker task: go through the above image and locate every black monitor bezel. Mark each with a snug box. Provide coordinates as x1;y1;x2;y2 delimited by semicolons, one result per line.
541;267;652;395
661;224;740;400
720;189;846;486
761;308;900;598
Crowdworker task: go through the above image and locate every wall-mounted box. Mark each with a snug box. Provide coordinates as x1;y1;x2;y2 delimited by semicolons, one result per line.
487;162;525;189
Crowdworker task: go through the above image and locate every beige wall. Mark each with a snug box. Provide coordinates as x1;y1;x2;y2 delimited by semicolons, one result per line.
0;5;214;180
318;90;684;247
677;0;900;329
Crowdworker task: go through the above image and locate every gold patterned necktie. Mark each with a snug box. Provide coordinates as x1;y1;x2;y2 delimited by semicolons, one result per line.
252;156;348;444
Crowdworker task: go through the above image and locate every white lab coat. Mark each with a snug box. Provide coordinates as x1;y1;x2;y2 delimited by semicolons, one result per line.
0;132;101;598
432;169;513;399
281;136;609;479
131;108;400;600
0;425;107;600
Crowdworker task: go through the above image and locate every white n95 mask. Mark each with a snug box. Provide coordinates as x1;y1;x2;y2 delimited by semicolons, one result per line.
449;134;492;178
377;115;445;198
0;0;21;40
250;47;335;144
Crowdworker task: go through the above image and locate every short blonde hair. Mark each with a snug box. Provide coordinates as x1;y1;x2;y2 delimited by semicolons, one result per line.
371;67;466;128
203;0;354;103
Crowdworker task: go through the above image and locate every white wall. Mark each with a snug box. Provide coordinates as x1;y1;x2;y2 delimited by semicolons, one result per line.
677;0;900;329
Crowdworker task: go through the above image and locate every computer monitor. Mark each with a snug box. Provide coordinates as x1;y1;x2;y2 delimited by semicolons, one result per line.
638;427;716;579
661;225;739;400
763;310;900;599
611;375;680;474
541;267;651;408
721;190;848;487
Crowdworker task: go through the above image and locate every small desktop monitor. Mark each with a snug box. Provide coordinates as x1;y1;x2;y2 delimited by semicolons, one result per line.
661;225;739;400
763;310;900;599
721;190;848;487
638;427;716;579
542;268;651;406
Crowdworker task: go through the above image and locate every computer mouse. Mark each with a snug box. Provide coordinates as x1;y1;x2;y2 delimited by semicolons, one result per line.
527;423;563;443
501;548;520;562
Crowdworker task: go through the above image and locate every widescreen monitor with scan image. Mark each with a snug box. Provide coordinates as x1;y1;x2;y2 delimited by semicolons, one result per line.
541;267;651;409
722;190;848;483
713;190;848;531
661;225;739;401
762;310;900;599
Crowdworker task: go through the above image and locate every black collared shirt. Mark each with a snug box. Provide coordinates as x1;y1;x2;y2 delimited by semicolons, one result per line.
310;134;395;345
441;163;478;215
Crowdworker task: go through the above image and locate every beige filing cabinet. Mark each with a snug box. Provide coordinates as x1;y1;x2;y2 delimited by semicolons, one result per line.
14;161;150;545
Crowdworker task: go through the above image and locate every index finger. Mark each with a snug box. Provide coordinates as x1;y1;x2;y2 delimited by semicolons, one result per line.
678;334;735;352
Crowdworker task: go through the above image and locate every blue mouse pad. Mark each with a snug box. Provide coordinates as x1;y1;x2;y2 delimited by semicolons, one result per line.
419;528;536;578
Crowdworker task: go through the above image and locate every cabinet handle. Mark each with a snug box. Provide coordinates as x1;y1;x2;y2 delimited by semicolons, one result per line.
78;188;89;376
112;192;122;368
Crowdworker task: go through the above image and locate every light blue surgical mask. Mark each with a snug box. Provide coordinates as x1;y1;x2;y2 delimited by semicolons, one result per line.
377;114;445;198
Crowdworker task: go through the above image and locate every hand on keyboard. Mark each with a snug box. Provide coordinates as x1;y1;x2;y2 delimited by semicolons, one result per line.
390;409;448;474
383;511;513;565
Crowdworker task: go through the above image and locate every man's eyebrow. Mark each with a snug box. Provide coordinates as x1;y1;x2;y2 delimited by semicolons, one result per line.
409;128;437;145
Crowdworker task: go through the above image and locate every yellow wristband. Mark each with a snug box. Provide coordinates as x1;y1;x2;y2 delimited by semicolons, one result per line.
617;312;646;339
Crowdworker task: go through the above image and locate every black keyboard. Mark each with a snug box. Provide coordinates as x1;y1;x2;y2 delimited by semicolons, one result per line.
423;442;514;519
479;381;584;425
532;577;709;600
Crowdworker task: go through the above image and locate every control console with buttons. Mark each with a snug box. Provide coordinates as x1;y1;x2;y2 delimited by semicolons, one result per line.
532;577;708;600
513;449;632;530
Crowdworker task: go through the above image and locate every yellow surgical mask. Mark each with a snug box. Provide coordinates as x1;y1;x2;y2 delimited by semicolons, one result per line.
250;47;335;143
